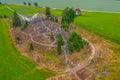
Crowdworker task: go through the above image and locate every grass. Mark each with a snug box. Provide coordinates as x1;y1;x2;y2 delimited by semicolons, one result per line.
74;12;120;44
0;19;55;80
8;4;45;16
0;4;13;17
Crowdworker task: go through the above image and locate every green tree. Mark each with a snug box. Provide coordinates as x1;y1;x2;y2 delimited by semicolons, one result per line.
67;32;85;54
57;34;64;55
23;2;26;5
34;2;38;7
61;7;75;30
28;2;31;6
45;7;51;18
29;43;34;51
0;2;2;4
12;11;21;27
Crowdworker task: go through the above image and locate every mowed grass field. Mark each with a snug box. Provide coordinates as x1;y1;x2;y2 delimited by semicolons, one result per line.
7;4;45;16
0;5;13;17
0;19;55;80
74;12;120;44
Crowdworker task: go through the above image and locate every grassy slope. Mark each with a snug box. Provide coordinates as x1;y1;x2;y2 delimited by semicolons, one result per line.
0;5;13;17
0;19;55;80
8;4;45;16
74;12;120;44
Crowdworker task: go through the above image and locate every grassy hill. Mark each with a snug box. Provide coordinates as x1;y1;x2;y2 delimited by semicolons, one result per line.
0;19;55;80
74;12;120;44
8;4;45;16
0;5;13;17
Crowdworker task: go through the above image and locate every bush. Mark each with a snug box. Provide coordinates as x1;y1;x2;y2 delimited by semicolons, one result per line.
50;33;54;40
67;32;85;54
29;43;34;51
15;36;20;41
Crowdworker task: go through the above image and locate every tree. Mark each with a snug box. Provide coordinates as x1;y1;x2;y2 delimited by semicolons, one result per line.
28;2;31;6
57;34;64;55
61;7;75;30
29;43;34;51
67;32;85;54
12;11;21;27
23;2;26;5
45;7;51;18
0;2;2;4
34;2;38;7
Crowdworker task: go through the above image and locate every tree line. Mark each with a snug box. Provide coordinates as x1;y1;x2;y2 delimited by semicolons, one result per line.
23;2;39;7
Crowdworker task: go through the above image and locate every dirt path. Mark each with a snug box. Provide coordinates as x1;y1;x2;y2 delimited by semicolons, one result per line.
20;31;55;47
6;6;97;79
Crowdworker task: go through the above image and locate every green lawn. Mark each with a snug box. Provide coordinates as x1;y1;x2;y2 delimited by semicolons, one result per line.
74;12;120;44
0;19;55;80
0;5;13;17
8;4;45;16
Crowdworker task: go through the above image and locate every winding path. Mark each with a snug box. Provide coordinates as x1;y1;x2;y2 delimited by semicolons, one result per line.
6;5;96;79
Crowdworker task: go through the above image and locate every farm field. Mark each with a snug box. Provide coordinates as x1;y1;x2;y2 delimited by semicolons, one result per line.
0;19;55;80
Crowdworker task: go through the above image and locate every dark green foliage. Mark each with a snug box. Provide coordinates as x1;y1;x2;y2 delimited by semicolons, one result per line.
61;22;69;31
45;7;51;18
57;34;64;55
29;43;34;51
15;36;20;41
3;14;7;18
23;2;26;5
0;15;3;18
28;2;31;6
61;7;75;30
12;11;21;27
34;2;38;7
0;2;2;4
67;32;85;54
50;33;54;40
22;20;28;30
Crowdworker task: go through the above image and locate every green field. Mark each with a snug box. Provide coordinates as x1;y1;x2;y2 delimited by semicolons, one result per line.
0;19;55;80
8;4;45;16
74;12;120;44
0;5;13;17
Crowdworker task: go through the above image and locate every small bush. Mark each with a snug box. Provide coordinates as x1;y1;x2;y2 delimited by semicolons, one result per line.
15;36;20;41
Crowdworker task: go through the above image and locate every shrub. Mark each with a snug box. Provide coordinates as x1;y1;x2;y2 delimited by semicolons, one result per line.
50;33;54;40
29;43;34;51
67;32;85;54
57;34;64;55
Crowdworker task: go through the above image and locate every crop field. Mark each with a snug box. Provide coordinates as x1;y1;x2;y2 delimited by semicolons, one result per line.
0;19;55;80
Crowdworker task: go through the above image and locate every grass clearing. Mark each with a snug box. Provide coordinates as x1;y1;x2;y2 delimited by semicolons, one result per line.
0;19;55;80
